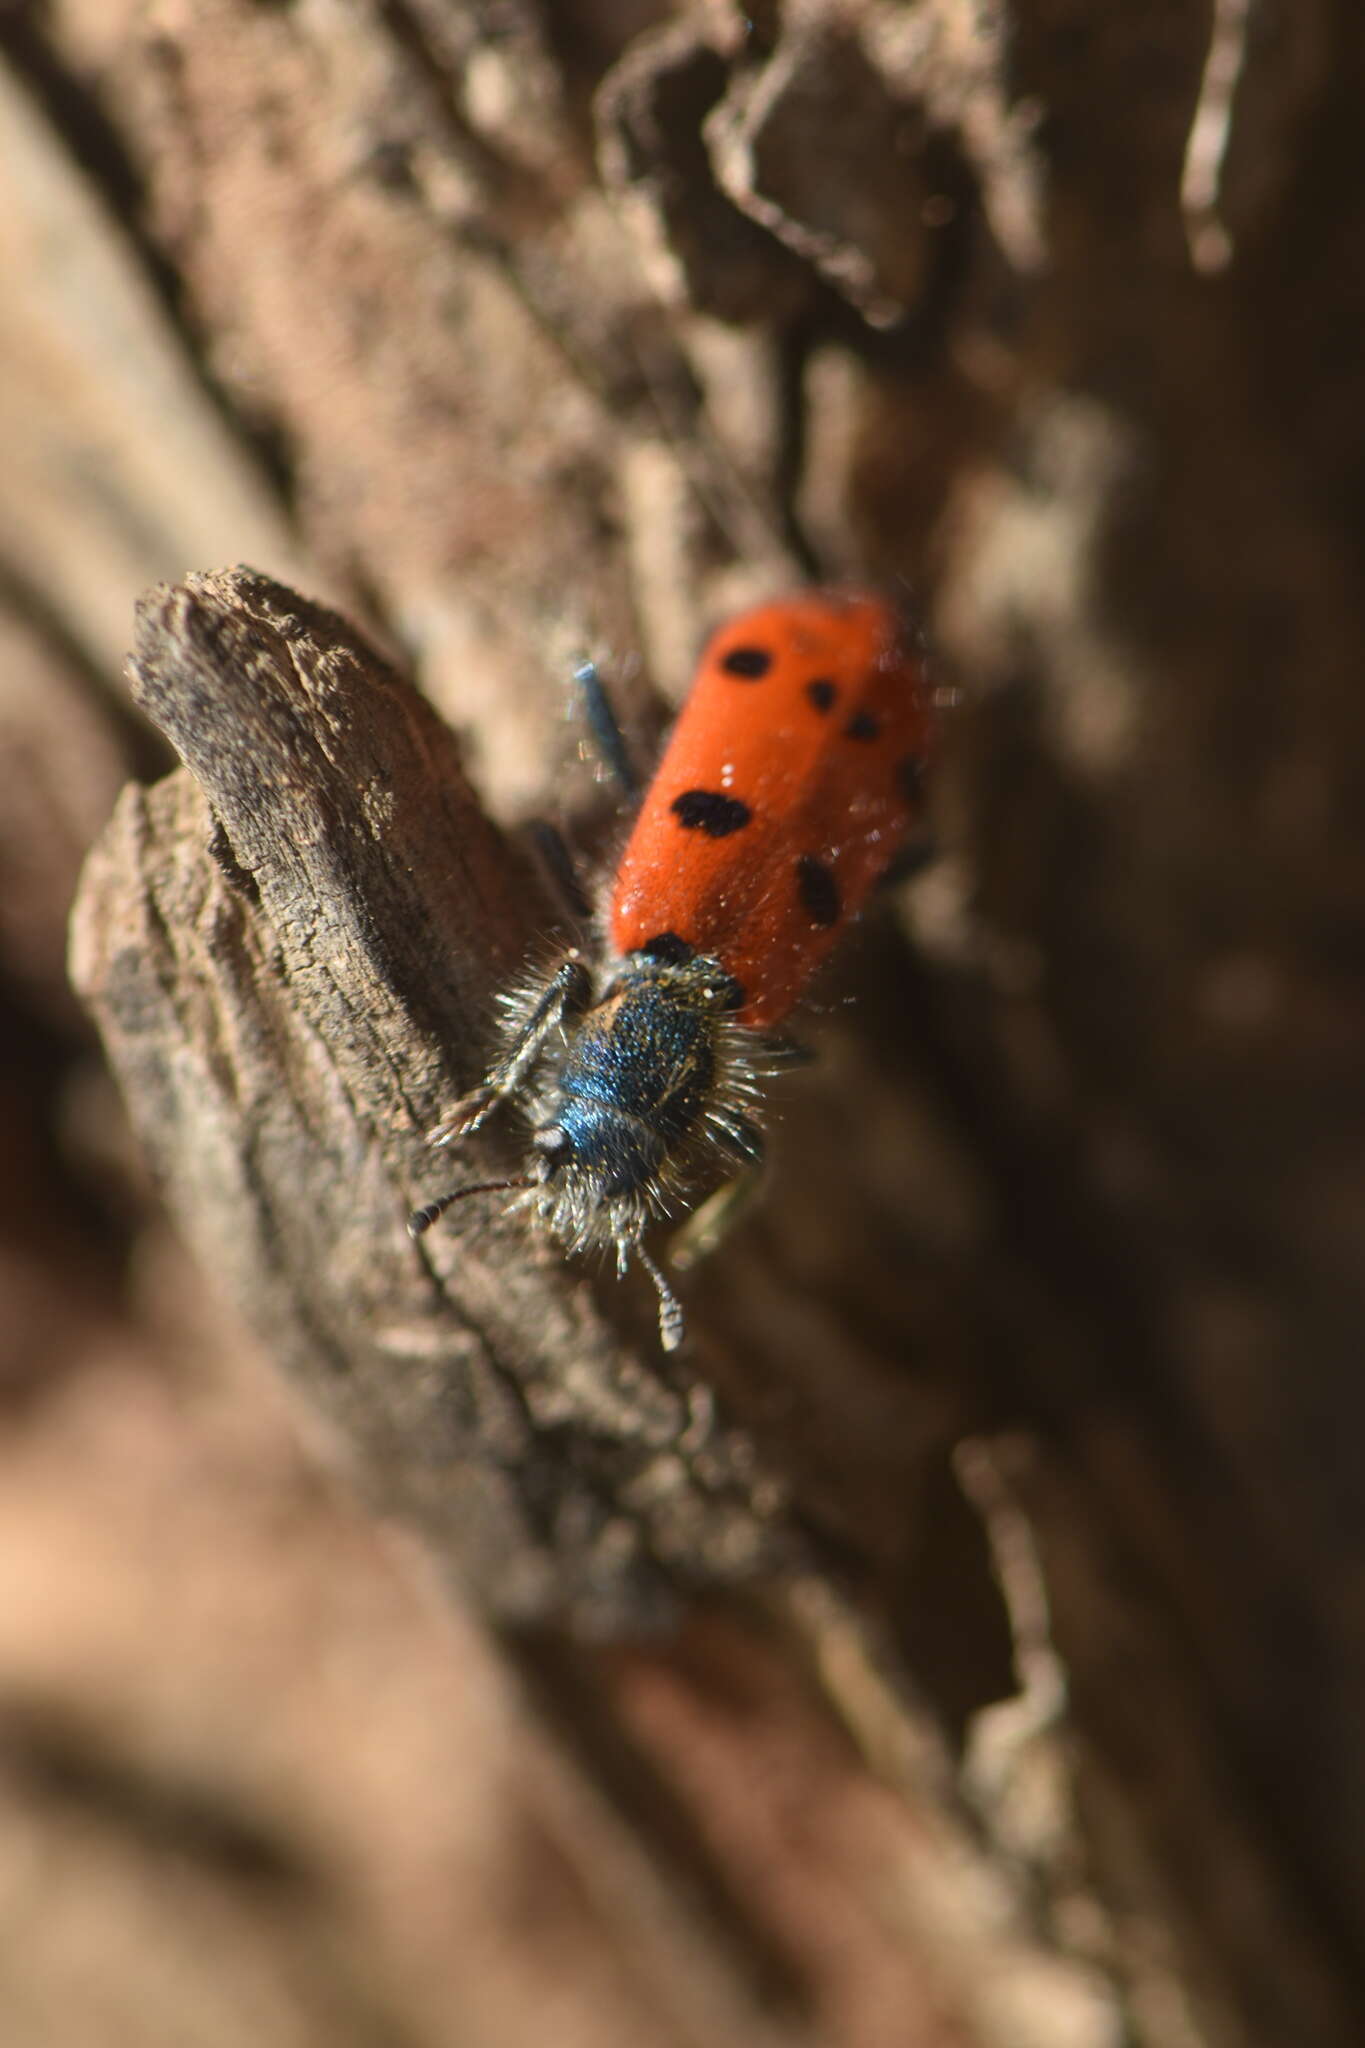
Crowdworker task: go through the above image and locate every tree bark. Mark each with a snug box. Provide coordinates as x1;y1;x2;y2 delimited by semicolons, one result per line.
1;2;1363;2044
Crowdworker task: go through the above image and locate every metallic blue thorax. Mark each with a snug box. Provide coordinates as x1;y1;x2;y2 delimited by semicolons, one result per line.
548;971;718;1198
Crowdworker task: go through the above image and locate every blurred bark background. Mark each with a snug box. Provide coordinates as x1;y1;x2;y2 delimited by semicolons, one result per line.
2;1;1363;2043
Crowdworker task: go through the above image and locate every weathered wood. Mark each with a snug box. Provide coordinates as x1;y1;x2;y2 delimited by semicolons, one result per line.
2;0;1364;2042
71;567;794;1625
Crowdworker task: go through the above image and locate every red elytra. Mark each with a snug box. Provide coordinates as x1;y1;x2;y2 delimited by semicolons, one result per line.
610;591;933;1027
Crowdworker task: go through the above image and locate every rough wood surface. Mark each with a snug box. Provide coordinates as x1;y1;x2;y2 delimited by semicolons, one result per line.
1;1;1364;2043
71;566;794;1626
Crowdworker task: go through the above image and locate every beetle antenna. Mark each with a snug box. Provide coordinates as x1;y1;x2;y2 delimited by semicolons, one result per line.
408;1178;535;1239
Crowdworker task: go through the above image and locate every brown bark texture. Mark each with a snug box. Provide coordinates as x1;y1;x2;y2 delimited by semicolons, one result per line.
1;1;1362;2044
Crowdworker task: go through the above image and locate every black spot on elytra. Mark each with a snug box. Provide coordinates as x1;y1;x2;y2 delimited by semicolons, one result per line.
805;678;837;713
672;789;753;837
844;709;882;741
796;853;841;928
897;754;926;804
720;644;773;680
638;931;694;965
